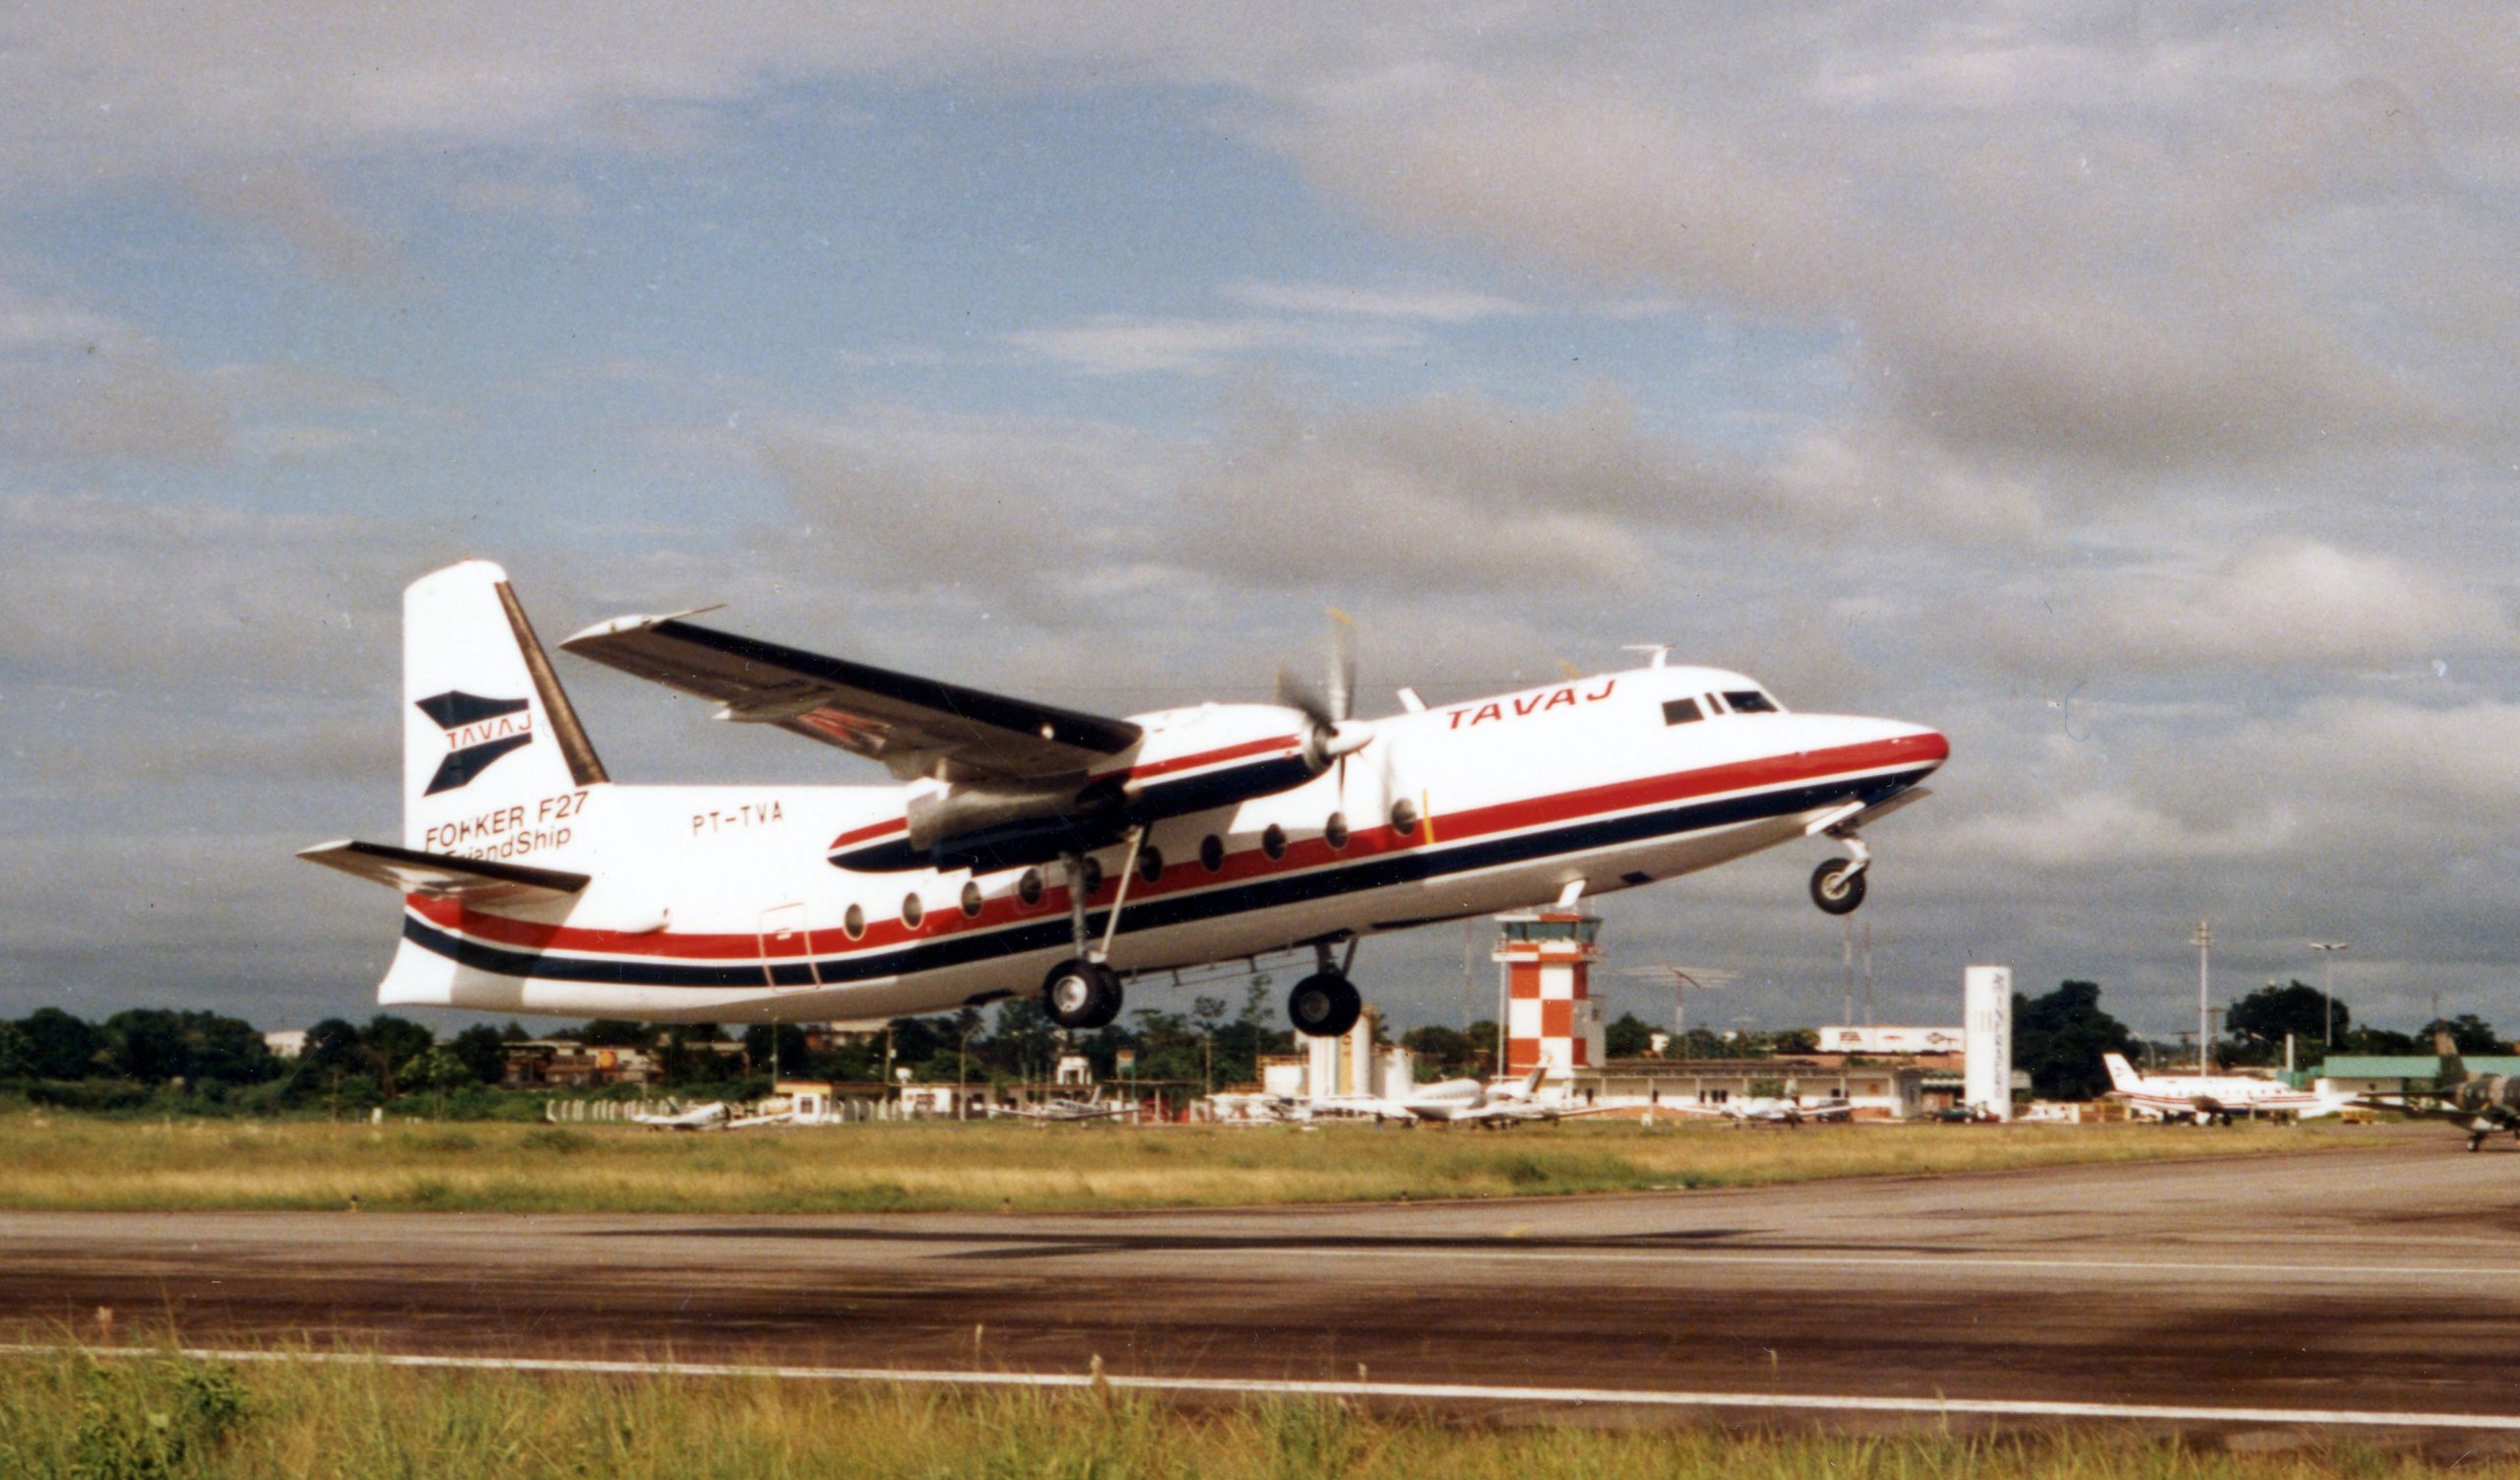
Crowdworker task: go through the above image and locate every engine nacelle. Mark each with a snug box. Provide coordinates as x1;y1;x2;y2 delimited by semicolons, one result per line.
827;702;1351;873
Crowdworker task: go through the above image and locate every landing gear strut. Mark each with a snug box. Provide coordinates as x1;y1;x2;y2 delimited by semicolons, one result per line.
1041;842;1136;1031
1809;828;1871;916
1288;938;1363;1039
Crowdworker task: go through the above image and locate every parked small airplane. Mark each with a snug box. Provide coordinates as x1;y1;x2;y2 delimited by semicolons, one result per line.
629;1100;786;1131
2101;1053;2330;1124
2353;1034;2520;1151
302;561;1946;1037
985;1094;1136;1124
1668;1093;1857;1126
1325;1064;1623;1126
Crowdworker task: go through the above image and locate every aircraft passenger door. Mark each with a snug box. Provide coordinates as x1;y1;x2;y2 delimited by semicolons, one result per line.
756;902;823;991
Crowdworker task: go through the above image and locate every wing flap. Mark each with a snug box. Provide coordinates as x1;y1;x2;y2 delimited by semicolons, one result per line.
298;839;590;905
561;614;1142;782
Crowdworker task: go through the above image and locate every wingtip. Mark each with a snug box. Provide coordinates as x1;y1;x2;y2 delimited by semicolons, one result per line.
560;605;725;651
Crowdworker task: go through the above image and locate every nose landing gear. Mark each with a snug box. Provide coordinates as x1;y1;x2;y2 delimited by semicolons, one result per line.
1810;829;1872;916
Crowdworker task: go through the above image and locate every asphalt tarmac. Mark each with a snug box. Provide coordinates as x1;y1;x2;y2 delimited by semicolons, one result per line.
4;1127;2516;1438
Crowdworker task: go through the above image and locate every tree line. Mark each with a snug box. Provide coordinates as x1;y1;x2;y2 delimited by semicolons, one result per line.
0;977;2496;1114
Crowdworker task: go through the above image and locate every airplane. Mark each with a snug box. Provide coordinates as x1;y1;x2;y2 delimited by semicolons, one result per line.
1666;1092;1858;1126
1320;1064;1627;1126
2101;1053;2332;1125
300;561;1948;1040
628;1100;787;1131
984;1093;1137;1124
2352;1034;2520;1152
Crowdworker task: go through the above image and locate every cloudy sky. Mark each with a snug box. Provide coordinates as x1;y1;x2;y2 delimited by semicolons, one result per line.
3;3;2514;1043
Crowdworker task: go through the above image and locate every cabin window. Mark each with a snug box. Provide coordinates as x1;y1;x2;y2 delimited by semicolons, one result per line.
842;903;865;940
1723;689;1779;714
1199;834;1225;872
901;893;924;929
1662;697;1703;726
1390;798;1420;838
1137;846;1164;882
1324;811;1350;850
960;880;983;919
1079;857;1103;896
1262;823;1288;861
1018;869;1044;907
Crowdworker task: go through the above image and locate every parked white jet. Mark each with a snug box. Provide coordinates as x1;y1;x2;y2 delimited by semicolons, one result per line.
1338;1065;1624;1126
2102;1053;2330;1124
301;562;1946;1038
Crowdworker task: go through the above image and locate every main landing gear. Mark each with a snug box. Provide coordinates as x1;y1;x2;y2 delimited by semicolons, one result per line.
1037;832;1369;1040
1287;939;1363;1039
1809;828;1872;916
1042;842;1131;1031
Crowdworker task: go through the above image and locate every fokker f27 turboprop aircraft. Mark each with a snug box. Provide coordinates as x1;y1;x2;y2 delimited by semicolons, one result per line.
301;561;1947;1039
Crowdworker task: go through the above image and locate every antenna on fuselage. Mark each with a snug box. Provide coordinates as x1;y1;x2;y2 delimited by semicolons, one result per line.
1620;644;1670;669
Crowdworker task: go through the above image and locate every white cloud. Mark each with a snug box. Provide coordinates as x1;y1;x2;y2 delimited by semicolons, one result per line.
1005;314;1420;376
0;292;229;462
1971;540;2515;677
1222;280;1528;322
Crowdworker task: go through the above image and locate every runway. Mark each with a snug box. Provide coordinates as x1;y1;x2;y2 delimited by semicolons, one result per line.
5;1129;2517;1437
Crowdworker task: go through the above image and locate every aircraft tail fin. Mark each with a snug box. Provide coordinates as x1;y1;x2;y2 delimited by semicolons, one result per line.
2433;1029;2468;1089
2102;1053;2142;1092
400;560;608;858
1515;1062;1547;1097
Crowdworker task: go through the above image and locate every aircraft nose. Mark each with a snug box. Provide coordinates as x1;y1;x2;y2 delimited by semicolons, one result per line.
1858;718;1949;775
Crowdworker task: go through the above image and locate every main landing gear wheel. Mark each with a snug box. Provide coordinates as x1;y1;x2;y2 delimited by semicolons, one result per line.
1809;858;1867;916
1042;958;1124;1031
1288;971;1363;1039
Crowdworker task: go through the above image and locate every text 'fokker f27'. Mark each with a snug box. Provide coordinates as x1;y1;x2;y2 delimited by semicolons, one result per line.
302;562;1947;1038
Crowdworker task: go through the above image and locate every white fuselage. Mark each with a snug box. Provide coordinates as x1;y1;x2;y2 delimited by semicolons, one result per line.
382;664;1945;1024
2113;1075;2326;1121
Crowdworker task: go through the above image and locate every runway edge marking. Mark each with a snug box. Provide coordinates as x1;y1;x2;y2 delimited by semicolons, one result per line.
6;1346;2519;1432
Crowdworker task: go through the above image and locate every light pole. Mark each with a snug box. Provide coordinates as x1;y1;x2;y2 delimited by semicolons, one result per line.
2310;942;2348;1050
1626;965;1732;1056
2192;918;2214;1074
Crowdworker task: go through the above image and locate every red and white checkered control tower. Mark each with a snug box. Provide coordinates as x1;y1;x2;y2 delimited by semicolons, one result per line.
1495;908;1606;1078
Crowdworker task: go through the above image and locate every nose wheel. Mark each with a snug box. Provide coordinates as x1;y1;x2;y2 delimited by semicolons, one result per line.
1809;826;1872;916
1810;858;1867;915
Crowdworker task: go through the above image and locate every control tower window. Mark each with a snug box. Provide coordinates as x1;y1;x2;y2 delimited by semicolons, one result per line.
1662;697;1703;726
1723;689;1780;714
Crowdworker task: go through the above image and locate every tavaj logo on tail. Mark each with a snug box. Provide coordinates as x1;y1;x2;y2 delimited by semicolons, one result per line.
415;691;535;795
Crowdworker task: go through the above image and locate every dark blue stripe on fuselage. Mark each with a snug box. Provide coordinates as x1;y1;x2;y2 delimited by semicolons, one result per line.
405;766;1930;990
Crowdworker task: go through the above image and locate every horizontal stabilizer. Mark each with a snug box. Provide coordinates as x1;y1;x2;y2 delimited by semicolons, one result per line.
297;839;590;905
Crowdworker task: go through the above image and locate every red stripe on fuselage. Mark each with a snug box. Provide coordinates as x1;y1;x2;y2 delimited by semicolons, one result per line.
425;732;1944;964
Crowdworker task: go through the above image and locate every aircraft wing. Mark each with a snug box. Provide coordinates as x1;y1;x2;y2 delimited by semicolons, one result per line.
561;614;1144;783
297;839;590;905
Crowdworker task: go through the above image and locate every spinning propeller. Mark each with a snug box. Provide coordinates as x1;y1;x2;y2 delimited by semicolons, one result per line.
1277;609;1375;775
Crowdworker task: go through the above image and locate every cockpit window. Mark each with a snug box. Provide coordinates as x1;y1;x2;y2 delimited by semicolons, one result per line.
1662;697;1703;726
1723;689;1780;714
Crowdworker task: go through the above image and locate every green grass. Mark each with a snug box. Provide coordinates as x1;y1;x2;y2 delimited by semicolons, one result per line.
0;1347;2508;1479
0;1115;2354;1214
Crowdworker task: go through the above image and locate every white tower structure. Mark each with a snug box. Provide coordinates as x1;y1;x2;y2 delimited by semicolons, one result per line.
1963;964;2013;1121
